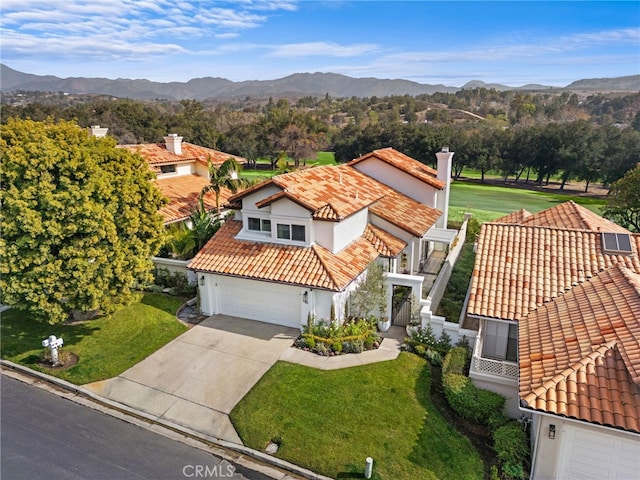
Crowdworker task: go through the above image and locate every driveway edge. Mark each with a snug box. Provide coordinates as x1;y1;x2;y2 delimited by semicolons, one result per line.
1;359;333;480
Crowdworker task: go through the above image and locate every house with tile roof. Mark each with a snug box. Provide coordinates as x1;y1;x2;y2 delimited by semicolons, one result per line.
459;201;640;479
188;147;459;328
91;127;246;225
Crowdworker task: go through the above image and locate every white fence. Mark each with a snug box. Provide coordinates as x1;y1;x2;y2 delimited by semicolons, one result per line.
421;214;477;348
152;257;197;285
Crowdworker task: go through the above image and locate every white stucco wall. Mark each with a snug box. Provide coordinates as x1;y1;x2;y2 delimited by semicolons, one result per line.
352;158;439;205
241;186;281;214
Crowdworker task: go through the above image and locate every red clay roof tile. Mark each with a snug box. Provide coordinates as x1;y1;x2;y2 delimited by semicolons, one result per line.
188;220;405;291
119;142;246;168
348;147;445;190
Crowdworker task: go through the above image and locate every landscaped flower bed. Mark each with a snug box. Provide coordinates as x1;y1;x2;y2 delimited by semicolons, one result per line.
294;317;381;355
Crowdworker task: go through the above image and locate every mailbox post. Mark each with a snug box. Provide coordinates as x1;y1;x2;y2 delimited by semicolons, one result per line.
42;335;64;366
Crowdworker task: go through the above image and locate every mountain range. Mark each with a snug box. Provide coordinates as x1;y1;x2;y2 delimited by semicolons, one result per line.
2;64;638;101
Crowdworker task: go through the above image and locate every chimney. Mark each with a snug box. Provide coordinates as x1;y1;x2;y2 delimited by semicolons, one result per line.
89;125;108;138
435;147;454;229
164;133;183;155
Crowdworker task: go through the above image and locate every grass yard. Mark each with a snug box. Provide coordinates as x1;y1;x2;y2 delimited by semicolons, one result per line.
0;293;187;385
450;181;605;217
231;353;483;480
240;152;336;180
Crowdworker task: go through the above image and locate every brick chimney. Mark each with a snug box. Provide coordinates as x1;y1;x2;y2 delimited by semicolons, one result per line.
164;133;183;155
435;147;454;229
88;125;108;138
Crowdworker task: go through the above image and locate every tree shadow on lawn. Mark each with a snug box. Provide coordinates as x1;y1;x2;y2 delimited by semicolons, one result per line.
411;362;496;480
1;310;99;361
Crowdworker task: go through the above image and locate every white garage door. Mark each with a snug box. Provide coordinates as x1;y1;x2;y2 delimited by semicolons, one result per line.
556;424;640;480
218;277;302;328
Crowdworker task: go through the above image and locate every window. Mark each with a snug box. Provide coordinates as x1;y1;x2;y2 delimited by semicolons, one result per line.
248;217;271;233
160;164;176;174
482;321;518;362
277;223;305;242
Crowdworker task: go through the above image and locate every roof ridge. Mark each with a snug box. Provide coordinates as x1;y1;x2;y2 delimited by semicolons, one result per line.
310;244;340;290
527;341;617;400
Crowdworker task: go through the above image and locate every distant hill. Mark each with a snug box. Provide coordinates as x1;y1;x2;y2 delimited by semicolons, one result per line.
566;75;640;91
1;64;637;100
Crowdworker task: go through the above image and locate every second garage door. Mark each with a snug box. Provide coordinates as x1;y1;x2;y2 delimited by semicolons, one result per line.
218;276;302;328
556;423;640;480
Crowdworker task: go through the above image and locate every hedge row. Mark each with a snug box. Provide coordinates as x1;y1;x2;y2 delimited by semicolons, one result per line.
442;347;529;479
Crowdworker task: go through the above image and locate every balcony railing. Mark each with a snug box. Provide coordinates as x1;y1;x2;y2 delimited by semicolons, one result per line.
472;356;518;379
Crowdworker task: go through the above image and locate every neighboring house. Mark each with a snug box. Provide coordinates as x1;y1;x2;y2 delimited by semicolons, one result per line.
458;201;640;479
188;147;458;328
89;127;246;225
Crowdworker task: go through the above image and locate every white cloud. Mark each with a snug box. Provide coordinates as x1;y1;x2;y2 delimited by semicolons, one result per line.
268;42;379;58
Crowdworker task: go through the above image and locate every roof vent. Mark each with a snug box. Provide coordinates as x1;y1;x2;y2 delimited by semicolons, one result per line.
601;232;633;255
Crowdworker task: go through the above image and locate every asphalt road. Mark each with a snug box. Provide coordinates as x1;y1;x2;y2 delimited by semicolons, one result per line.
1;375;272;480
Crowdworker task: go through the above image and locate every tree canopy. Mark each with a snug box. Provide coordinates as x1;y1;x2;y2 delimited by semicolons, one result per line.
603;163;640;232
0;118;166;323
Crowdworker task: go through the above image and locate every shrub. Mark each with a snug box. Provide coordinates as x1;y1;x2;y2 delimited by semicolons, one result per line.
501;462;526;480
332;341;343;353
442;346;468;374
442;349;505;424
424;349;442;366
493;422;529;467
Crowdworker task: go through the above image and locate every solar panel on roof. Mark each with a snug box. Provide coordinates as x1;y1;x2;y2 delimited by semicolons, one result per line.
602;232;633;254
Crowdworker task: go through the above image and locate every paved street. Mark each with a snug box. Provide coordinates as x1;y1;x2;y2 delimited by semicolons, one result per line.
1;376;272;480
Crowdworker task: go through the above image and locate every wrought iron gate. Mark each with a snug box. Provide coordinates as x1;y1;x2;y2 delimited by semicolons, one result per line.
391;285;412;326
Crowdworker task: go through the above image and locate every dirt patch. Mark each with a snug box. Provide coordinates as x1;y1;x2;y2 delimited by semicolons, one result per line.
38;352;79;370
430;364;497;479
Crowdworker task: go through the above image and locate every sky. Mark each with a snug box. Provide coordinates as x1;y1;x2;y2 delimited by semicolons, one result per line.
1;1;639;87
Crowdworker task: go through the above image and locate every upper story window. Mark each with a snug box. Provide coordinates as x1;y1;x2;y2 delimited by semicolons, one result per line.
248;217;271;233
160;164;176;174
277;223;305;242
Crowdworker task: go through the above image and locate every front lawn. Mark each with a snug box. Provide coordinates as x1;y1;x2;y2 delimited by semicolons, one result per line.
0;293;188;385
231;353;483;479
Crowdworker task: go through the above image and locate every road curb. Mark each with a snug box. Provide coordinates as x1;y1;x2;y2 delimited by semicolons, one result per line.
1;360;333;480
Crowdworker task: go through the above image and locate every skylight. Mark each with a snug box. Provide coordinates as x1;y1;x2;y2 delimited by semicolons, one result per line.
602;232;633;255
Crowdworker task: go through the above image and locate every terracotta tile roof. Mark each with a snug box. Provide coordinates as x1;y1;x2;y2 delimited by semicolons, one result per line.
155;174;234;224
467;223;640;321
119;142;246;170
188;220;404;290
496;200;629;233
493;208;532;224
348;147;445;190
519;265;640;433
229;164;441;236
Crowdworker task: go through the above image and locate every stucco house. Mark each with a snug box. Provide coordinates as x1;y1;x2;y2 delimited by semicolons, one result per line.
88;127;246;225
460;201;640;479
188;147;458;328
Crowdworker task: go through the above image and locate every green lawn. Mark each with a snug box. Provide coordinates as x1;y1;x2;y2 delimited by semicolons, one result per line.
0;293;188;385
450;181;605;217
231;353;483;480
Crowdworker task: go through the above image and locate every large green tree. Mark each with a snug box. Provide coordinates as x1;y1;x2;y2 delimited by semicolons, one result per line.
603;163;640;232
0;118;166;323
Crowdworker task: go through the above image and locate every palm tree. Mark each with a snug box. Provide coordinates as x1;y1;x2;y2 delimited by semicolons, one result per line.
189;196;221;251
201;156;246;220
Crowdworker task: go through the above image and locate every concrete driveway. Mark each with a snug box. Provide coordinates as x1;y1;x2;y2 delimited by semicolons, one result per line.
84;315;298;444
